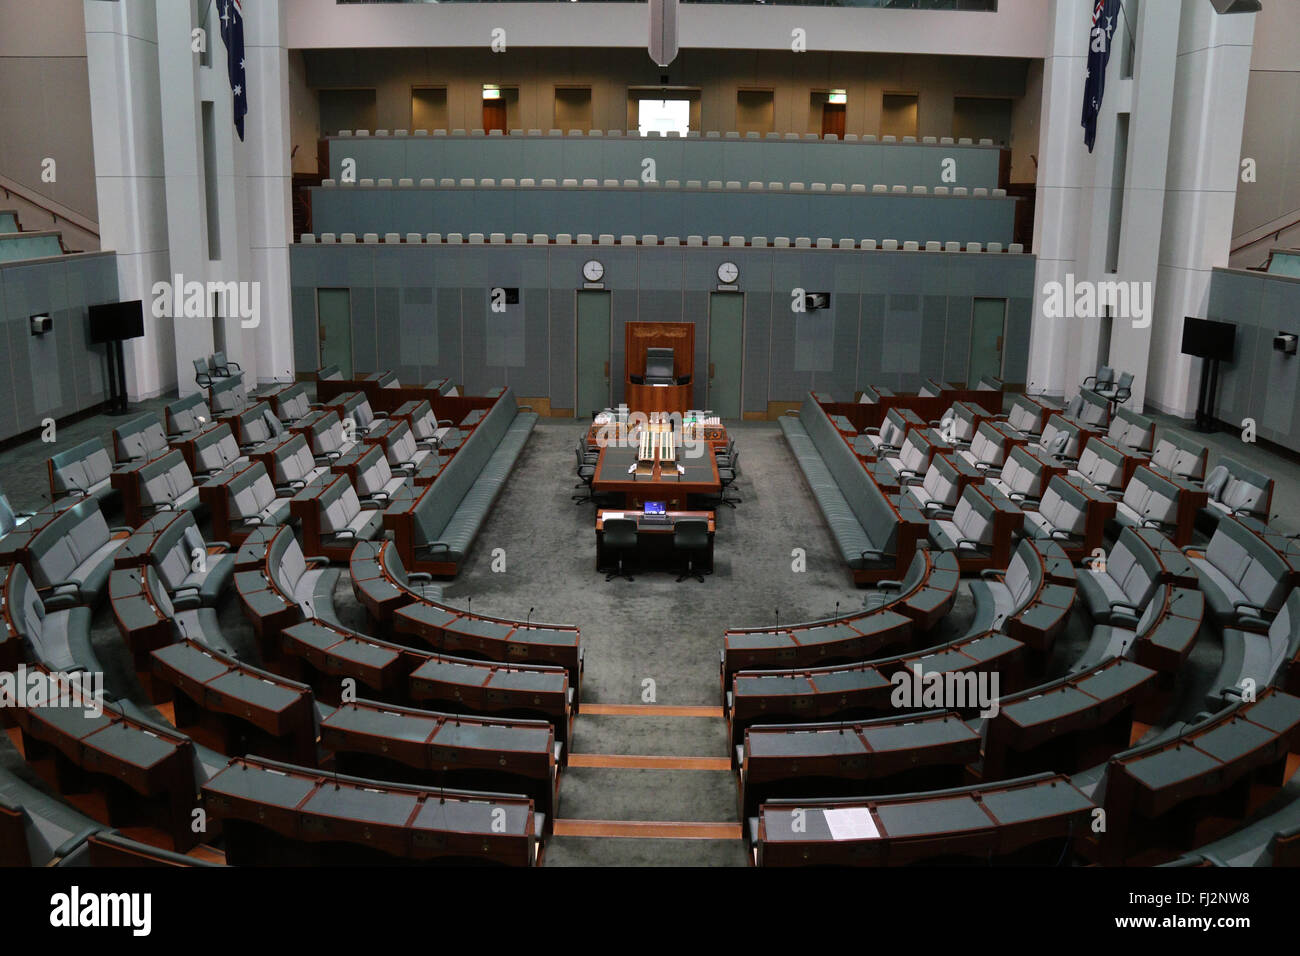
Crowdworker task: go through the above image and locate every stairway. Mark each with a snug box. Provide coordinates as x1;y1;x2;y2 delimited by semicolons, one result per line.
544;704;749;866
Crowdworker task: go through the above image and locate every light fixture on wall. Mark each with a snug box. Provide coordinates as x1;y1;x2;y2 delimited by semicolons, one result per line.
482;85;501;101
827;90;847;105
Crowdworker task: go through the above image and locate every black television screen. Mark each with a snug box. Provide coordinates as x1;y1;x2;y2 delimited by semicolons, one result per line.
88;300;145;344
1181;316;1235;360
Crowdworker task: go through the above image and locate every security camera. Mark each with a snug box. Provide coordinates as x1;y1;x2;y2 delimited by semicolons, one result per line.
29;314;52;336
1274;333;1297;356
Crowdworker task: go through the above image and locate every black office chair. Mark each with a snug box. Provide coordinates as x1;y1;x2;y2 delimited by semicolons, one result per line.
673;518;711;583
601;518;638;582
715;438;737;469
577;435;599;466
717;448;741;507
573;446;596;503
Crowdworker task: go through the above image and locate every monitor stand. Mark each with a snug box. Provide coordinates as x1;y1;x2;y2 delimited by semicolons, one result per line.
105;339;132;416
1192;357;1220;434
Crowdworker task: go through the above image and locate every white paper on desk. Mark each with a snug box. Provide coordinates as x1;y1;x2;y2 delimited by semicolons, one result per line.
604;512;624;520
822;807;879;841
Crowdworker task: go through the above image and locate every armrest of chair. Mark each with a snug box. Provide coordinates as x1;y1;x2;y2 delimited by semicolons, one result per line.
406;571;434;583
932;507;956;519
1237;614;1270;632
979;568;1005;580
43;581;83;609
172;590;202;611
424;542;452;555
859;549;890;563
358;499;384;511
875;579;903;592
1233;602;1263;618
956;538;984;550
518;404;534;411
208;541;233;551
1048;529;1074;540
1109;609;1140;629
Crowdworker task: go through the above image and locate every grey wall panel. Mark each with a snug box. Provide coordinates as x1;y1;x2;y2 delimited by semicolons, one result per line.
434;287;464;387
292;286;320;373
683;289;710;409
548;287;575;411
743;286;772;415
943;296;974;384
0;252;119;442
858;293;888;392
1003;296;1032;387
289;244;1037;418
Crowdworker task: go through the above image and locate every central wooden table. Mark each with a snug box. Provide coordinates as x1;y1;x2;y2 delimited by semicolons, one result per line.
591;445;720;510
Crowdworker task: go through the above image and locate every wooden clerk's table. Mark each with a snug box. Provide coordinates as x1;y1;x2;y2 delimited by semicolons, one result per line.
591;444;721;511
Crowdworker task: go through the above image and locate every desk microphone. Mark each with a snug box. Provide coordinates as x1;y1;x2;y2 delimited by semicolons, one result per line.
526;607;534;628
774;607;779;627
834;601;840;624
467;596;472;618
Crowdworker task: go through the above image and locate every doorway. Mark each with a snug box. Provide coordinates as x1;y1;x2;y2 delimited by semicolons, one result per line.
708;292;744;420
317;288;353;379
482;99;507;133
968;297;1007;386
821;103;846;139
576;291;612;417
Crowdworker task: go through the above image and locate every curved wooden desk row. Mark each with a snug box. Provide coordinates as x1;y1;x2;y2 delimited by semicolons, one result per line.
752;772;1092;866
725;630;1025;750
720;549;961;681
202;755;542;866
1093;687;1300;865
150;638;560;824
351;540;583;691
819;386;1002;435
7;678;204;852
279;619;574;750
736;656;1161;817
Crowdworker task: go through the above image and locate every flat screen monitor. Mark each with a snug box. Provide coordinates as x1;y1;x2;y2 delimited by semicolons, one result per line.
645;347;674;382
644;501;666;515
1181;316;1236;360
88;300;145;344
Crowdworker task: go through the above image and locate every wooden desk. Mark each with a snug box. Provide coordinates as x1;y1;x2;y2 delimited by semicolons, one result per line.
203;755;539;866
591;445;720;510
595;509;715;574
625;382;692;416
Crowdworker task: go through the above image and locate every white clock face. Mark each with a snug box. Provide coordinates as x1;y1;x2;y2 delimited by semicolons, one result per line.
583;259;604;282
717;261;739;283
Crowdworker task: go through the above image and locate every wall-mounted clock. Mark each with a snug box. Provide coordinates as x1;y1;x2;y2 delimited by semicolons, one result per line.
583;259;605;282
717;261;739;283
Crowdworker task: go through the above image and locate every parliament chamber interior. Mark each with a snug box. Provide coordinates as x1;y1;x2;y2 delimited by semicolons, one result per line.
2;0;1300;899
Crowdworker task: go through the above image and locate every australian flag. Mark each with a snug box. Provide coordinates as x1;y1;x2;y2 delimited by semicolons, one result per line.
218;0;247;141
1081;0;1120;152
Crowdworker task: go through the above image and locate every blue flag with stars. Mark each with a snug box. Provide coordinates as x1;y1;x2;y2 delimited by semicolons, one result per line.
1081;0;1120;152
218;0;247;141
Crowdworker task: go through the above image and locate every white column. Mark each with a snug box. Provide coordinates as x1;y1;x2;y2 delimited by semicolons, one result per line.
1098;0;1181;413
1146;4;1257;418
243;0;296;385
155;0;215;397
83;0;174;401
1027;0;1090;400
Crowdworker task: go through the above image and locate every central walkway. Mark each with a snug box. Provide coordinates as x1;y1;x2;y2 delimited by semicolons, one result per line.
446;418;858;865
